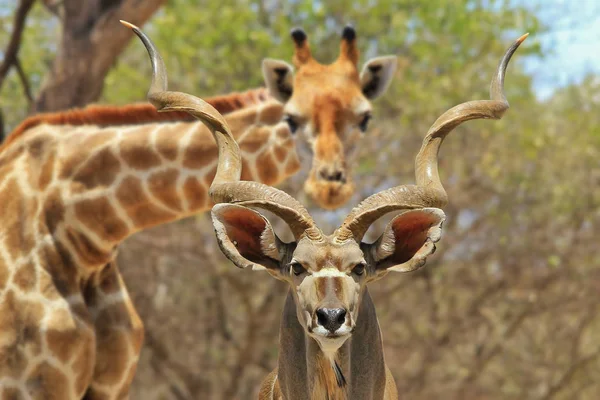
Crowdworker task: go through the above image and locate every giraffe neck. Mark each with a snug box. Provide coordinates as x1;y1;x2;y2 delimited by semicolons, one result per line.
0;99;299;274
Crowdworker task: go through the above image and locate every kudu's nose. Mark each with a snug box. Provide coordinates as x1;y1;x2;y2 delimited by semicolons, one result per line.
316;308;347;333
318;166;346;183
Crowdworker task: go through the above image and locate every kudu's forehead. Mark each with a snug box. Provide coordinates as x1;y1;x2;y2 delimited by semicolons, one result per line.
295;238;362;311
293;237;364;271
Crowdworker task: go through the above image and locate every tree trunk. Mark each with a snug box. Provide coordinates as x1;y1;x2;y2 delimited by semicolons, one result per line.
34;0;166;113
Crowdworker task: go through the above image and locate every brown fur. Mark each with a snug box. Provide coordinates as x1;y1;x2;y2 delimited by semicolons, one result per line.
312;355;347;400
148;168;183;211
259;369;282;399
2;88;269;153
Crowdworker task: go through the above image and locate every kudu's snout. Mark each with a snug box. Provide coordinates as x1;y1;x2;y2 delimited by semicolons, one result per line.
316;307;347;333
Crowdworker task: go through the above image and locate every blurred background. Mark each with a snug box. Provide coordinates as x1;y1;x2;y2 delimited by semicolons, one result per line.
1;0;599;399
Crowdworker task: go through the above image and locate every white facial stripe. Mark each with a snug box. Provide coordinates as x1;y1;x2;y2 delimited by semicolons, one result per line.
312;268;347;278
312;325;352;337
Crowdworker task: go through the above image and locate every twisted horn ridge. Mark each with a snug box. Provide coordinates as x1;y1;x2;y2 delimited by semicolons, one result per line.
122;21;320;240
336;33;529;242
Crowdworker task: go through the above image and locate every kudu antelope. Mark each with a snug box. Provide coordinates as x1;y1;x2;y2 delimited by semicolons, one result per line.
126;21;527;399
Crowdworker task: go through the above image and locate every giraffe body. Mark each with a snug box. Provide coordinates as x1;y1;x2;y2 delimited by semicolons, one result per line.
0;97;298;399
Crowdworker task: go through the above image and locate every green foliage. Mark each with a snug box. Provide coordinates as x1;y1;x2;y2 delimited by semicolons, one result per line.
102;0;542;106
0;2;58;131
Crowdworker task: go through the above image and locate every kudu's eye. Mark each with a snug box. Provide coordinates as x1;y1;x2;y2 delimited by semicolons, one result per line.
359;114;372;132
352;263;366;276
290;262;306;276
284;115;299;134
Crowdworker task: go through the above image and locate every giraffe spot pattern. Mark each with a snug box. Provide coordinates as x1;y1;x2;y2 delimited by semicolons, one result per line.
154;124;186;161
119;129;162;170
148;168;183;212
38;151;55;191
0;179;36;262
258;102;284;124
182;131;219;169
26;360;73;400
0;292;45;378
12;261;37;293
74;197;129;245
65;227;113;268
72;147;122;189
239;126;271;154
183;177;208;211
257;151;279;185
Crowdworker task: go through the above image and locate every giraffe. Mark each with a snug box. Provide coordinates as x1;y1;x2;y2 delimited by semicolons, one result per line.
5;24;397;210
261;24;397;209
0;23;397;399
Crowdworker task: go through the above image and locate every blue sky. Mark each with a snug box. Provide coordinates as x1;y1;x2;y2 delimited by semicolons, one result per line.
520;0;600;99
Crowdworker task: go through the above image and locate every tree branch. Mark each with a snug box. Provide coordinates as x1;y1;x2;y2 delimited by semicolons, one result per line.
0;110;5;143
541;350;600;400
34;0;167;112
14;57;34;112
0;0;36;91
41;0;65;20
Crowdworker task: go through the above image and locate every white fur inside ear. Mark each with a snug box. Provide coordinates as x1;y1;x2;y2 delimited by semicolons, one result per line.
211;204;280;271
260;225;280;260
388;239;435;273
360;55;397;99
376;207;445;273
375;227;396;261
262;58;295;103
211;208;253;270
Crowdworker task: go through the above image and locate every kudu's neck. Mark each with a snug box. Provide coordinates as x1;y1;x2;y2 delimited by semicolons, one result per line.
278;289;388;399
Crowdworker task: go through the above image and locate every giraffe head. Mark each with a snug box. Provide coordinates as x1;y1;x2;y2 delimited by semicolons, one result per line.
262;26;397;209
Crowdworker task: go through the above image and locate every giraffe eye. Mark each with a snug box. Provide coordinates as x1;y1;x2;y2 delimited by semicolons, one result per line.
284;115;299;133
359;114;372;132
290;262;305;276
352;263;366;276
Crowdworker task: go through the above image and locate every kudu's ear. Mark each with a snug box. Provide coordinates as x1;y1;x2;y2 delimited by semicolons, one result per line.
211;204;284;272
370;208;445;272
262;59;295;103
360;56;397;99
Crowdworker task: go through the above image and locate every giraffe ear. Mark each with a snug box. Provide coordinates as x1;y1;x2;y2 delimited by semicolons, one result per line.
360;56;397;99
211;204;284;272
262;59;294;103
369;208;445;273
